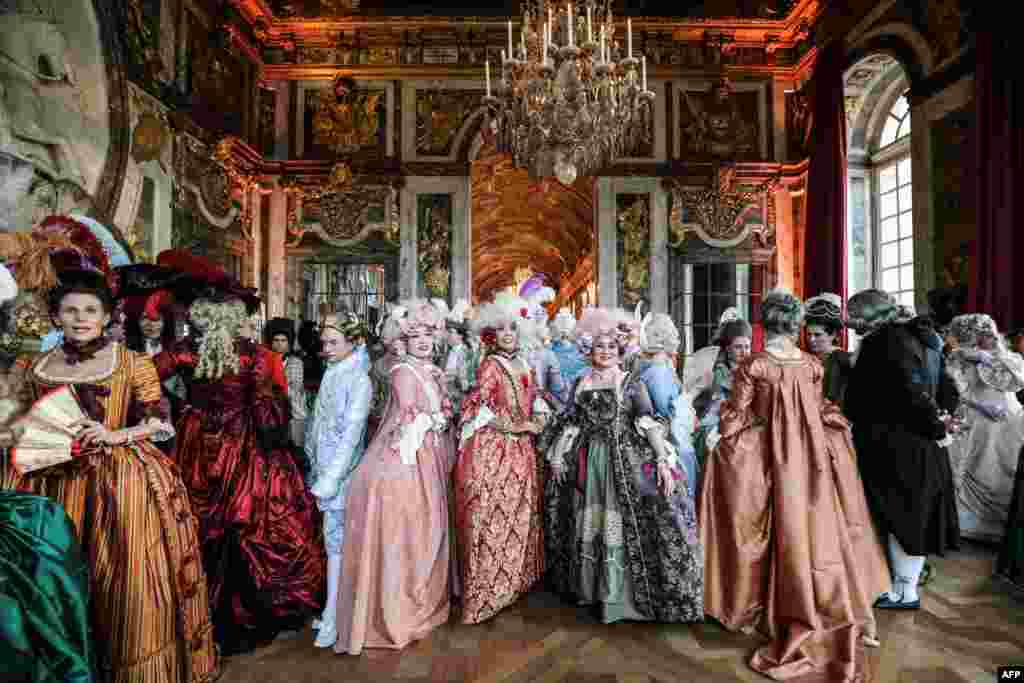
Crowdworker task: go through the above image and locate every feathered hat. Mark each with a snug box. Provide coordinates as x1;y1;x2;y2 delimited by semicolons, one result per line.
122;289;177;322
0;214;129;296
156;249;261;314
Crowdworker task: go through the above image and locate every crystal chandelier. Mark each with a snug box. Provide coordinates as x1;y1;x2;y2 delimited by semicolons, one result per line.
483;0;656;185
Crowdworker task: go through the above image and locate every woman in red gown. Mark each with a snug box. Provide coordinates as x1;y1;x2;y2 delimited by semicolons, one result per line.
155;294;325;655
455;293;549;623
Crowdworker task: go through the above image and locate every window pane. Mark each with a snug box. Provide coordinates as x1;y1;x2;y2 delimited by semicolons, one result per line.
879;166;898;193
899;211;913;238
900;237;914;264
881;116;900;147
880;191;898;218
881;241;899;269
901;114;911;137
882;268;900;293
881;216;899;243
898;185;912;212
899;290;915;307
735;264;750;293
891;95;909;119
898;157;912;182
900;264;914;291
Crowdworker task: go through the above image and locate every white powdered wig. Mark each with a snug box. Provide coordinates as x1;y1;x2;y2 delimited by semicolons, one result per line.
574;306;620;356
552;307;576;336
639;312;681;355
0;264;18;305
471;291;540;351
448;298;472;324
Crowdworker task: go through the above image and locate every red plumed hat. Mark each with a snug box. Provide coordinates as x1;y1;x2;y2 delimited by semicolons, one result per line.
156;249;261;314
156;250;230;288
143;290;175;320
34;215;118;294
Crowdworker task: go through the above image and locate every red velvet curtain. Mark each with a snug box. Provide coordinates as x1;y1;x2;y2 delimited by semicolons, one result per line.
969;25;1024;330
803;41;848;308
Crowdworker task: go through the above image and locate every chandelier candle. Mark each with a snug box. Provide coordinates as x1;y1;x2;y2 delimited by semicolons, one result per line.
484;1;655;181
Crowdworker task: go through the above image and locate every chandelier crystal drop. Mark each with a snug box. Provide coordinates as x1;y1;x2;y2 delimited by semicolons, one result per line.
483;0;656;184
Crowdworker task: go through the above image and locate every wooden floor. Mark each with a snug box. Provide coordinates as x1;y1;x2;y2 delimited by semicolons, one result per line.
218;542;1024;682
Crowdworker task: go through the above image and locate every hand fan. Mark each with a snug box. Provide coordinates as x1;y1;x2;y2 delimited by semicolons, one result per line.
10;387;88;475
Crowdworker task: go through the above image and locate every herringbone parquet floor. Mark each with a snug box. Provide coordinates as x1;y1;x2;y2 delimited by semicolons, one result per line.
218;542;1024;682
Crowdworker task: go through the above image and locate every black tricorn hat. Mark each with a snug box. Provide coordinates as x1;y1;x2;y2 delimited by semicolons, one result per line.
264;317;296;346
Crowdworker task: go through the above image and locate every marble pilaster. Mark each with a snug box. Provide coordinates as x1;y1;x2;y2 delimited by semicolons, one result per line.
596;177;669;313
399;176;470;302
266;184;288;317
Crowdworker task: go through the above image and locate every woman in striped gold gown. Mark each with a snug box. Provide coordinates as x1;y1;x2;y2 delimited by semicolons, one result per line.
3;270;219;683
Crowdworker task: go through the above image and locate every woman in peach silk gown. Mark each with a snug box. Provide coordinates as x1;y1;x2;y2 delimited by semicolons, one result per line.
334;300;454;654
700;289;889;682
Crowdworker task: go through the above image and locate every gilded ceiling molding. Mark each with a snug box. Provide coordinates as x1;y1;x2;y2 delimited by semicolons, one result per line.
174;134;241;231
665;164;780;251
260;61;813;83
281;162;399;248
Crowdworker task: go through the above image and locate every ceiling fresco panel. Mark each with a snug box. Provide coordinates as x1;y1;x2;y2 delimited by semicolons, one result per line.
470;152;594;301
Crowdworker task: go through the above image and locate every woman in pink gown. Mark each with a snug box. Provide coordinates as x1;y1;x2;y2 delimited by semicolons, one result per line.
455;294;549;624
334;300;454;654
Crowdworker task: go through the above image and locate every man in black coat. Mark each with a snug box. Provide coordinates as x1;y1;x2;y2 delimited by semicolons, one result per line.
844;289;960;609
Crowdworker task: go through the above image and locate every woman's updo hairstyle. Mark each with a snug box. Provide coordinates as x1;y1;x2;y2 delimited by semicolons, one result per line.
760;288;805;338
804;293;843;336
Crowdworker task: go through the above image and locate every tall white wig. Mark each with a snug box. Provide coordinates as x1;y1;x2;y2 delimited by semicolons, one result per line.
574;307;620;356
471;291;540;352
639;312;681;355
396;298;445;340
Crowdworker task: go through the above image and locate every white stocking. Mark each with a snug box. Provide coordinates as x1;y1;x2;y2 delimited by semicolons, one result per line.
314;554;342;648
887;533;925;603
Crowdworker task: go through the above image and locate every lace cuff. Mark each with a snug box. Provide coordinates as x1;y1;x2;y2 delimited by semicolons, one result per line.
548;424;580;470
533;397;553;416
460;405;496;446
706;426;722;451
145;419;176;443
396;413;434;465
636;416;679;468
635;415;667;437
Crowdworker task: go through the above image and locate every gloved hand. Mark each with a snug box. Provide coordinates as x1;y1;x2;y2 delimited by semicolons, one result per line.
311;473;341;501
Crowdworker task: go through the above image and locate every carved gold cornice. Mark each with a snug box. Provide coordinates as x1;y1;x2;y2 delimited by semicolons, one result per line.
231;0;820;36
230;0;823;76
262;61;814;82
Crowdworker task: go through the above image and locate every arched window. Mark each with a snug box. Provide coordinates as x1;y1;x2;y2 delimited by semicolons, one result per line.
845;57;915;318
872;92;914;308
878;93;911;149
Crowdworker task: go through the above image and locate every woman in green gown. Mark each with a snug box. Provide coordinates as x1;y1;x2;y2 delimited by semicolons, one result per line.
0;487;94;682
